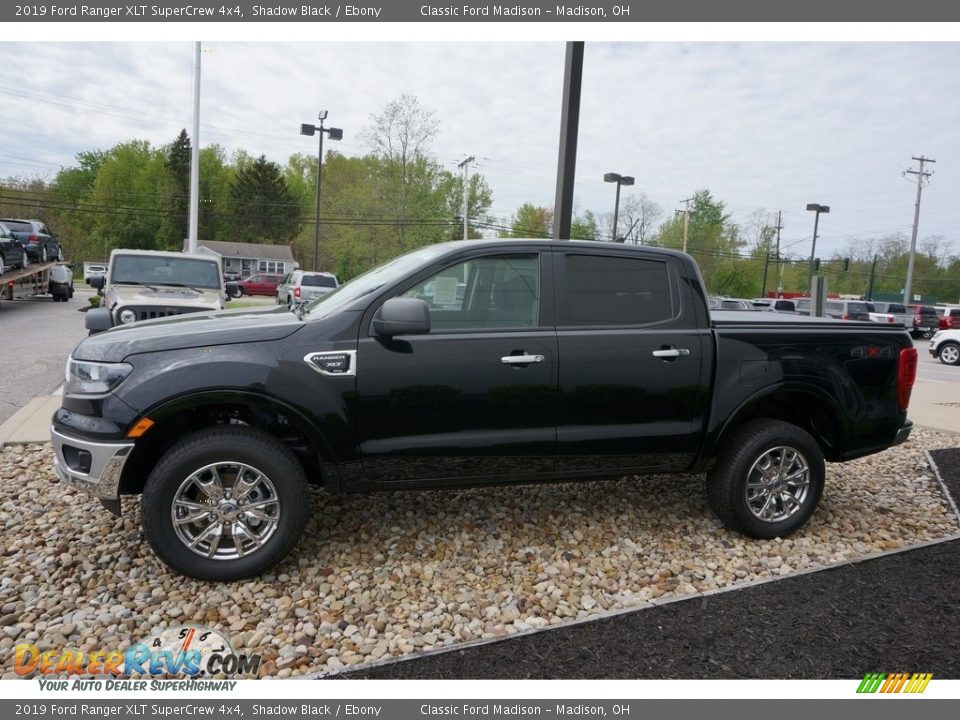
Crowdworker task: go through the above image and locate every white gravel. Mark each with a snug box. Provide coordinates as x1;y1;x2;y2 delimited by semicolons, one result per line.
1;428;958;679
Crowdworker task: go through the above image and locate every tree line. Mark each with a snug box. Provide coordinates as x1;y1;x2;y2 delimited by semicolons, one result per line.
1;94;957;302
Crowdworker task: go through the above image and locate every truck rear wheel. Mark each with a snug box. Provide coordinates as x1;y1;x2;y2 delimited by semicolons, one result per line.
707;419;825;539
141;427;310;581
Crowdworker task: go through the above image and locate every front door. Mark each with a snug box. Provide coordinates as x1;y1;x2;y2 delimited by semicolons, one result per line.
356;251;558;483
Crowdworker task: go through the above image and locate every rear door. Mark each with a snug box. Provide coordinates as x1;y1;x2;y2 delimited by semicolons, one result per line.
554;249;709;472
355;248;558;483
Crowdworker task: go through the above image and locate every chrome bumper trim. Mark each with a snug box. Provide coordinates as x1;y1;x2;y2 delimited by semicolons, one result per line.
50;427;134;505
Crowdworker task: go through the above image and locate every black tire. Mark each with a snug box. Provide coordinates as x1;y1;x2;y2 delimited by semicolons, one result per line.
141;427;310;581
706;419;825;539
938;342;960;366
40;246;48;263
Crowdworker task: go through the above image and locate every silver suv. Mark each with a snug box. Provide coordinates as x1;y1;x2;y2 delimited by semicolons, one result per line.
276;270;338;307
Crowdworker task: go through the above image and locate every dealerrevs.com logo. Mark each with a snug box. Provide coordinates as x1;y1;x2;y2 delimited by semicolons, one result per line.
857;673;933;694
13;625;262;682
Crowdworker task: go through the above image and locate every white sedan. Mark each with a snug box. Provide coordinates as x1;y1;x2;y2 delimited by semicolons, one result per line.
929;329;960;366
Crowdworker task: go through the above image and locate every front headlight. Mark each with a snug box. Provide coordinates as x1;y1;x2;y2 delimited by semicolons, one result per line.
65;358;133;395
118;308;137;324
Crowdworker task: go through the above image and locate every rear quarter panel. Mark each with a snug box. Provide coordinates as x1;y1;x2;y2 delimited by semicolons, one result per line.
701;316;913;464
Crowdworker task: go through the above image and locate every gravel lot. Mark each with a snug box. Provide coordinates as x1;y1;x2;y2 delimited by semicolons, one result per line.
1;429;958;679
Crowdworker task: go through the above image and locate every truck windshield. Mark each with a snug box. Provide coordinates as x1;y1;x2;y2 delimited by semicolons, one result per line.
110;255;221;289
301;245;448;321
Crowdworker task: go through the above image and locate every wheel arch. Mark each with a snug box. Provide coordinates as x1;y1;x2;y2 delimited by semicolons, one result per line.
704;385;848;465
119;391;341;496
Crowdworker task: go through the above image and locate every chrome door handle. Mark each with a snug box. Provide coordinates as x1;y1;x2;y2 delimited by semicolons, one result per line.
652;348;690;359
501;354;544;365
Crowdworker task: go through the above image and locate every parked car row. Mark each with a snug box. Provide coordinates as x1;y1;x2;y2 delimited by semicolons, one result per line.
219;270;340;307
708;297;791;312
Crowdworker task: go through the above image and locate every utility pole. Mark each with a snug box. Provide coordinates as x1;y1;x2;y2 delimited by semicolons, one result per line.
772;211;783;297
867;253;878;300
458;155;474;241
678;197;692;253
903;155;935;304
761;252;770;297
187;41;201;254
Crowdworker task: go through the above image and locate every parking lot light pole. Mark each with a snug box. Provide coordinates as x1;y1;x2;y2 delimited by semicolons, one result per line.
806;203;830;290
604;172;634;242
301;112;343;272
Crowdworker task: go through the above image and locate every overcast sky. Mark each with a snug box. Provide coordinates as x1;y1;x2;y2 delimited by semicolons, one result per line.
0;40;957;260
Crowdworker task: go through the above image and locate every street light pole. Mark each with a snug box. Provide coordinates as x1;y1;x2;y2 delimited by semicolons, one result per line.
806;203;830;291
604;172;634;242
301;112;343;273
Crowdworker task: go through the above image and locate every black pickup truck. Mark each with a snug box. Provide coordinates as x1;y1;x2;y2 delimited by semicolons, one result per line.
51;240;917;580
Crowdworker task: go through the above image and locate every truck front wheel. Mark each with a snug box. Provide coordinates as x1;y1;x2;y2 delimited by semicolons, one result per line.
707;419;825;539
141;427;310;581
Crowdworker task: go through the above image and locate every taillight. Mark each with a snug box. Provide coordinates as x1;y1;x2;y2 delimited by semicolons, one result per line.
27;235;38;244
841;313;849;320
294;286;301;298
887;316;895;323
897;347;918;411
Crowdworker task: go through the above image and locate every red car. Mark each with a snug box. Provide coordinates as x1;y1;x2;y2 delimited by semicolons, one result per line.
235;273;283;297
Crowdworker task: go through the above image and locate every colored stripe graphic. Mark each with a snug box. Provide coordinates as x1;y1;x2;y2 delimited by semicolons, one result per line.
857;673;886;693
857;672;932;694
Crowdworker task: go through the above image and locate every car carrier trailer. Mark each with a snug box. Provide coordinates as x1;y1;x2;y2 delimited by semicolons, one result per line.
0;261;73;309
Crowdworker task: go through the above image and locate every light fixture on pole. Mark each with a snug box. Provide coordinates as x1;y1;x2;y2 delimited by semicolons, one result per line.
604;172;634;242
806;203;830;290
301;112;343;272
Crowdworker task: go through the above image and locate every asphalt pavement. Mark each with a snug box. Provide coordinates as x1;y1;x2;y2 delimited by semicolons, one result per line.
0;287;92;425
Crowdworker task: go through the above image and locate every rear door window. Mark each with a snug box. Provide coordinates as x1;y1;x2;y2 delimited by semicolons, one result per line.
564;254;675;326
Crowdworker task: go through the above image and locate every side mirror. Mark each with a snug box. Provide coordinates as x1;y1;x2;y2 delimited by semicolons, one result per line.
225;282;241;299
372;298;430;337
85;307;113;333
89;276;105;290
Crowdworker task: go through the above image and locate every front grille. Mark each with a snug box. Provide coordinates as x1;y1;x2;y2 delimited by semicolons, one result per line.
121;306;208;322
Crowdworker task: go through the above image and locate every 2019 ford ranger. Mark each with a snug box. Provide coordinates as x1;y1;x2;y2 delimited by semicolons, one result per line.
52;240;917;580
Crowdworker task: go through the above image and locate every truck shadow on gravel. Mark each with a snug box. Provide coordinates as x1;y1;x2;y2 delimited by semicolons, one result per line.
2;434;958;678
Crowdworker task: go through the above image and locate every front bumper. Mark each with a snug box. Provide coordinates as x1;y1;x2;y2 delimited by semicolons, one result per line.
51;426;134;516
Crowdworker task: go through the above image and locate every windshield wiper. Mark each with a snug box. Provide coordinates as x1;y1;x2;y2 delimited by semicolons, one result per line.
114;280;161;292
157;282;207;293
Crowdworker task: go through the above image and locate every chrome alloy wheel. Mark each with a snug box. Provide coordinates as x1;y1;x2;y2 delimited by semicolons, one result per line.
171;462;281;560
744;446;811;523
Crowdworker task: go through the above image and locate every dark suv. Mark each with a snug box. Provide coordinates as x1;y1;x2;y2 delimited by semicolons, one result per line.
0;222;27;274
0;218;62;263
908;305;939;339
